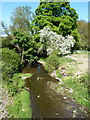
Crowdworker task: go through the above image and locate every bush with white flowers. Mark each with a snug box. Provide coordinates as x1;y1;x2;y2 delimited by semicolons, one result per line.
39;27;75;55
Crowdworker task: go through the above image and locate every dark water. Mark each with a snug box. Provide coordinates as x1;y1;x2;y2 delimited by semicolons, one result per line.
22;63;88;119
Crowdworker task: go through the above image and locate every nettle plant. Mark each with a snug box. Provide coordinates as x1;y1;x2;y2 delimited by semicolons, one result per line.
39;27;75;55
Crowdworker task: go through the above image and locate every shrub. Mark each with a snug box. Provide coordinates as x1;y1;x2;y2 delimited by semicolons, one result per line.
39;27;75;55
45;51;59;73
1;48;21;80
7;74;25;96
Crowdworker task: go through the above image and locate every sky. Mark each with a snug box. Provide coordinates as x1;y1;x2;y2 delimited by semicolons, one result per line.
0;1;89;27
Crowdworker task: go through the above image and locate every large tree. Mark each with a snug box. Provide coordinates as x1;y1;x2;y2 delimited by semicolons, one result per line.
33;0;80;49
10;6;38;64
2;6;38;64
10;6;34;32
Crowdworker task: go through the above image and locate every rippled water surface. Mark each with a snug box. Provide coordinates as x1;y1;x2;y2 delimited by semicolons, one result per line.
22;63;88;119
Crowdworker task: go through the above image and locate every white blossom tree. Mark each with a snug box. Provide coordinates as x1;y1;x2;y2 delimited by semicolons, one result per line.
39;27;75;55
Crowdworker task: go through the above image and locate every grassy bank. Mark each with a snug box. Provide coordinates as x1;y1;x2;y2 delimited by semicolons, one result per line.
1;73;32;119
40;50;89;111
7;89;32;118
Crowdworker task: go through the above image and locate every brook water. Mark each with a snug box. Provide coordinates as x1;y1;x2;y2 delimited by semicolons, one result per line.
22;63;88;119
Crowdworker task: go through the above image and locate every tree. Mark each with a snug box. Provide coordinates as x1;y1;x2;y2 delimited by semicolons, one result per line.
11;29;38;64
39;27;75;55
33;0;79;48
77;20;88;50
1;21;11;37
10;6;34;32
9;6;38;64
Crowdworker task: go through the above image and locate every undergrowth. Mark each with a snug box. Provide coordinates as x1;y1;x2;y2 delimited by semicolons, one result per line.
5;73;32;118
7;89;32;118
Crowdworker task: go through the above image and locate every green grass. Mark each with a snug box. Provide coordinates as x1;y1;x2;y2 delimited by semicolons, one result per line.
73;50;89;58
7;89;32;118
54;73;89;111
59;57;76;65
4;73;32;118
19;73;32;78
50;51;89;110
40;51;89;110
55;56;77;77
63;74;89;109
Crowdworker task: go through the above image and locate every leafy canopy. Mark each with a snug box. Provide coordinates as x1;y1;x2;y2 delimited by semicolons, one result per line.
10;6;38;64
33;1;78;33
11;6;34;32
32;0;80;50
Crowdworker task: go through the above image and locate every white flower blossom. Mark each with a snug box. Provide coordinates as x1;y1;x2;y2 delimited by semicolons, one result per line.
39;27;75;55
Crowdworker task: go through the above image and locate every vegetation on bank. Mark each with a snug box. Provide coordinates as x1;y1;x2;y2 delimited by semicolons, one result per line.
7;89;32;118
1;0;89;118
1;48;21;80
40;51;89;111
2;72;32;118
1;47;32;118
44;51;60;73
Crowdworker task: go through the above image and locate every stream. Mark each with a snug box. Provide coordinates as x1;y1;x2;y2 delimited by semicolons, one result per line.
22;63;88;119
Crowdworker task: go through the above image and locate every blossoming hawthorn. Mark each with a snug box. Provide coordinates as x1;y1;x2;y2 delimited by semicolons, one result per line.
39;27;75;55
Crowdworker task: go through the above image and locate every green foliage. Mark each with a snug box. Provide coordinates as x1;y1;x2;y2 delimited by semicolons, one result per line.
56;56;77;77
11;6;33;32
78;72;88;87
56;69;63;78
77;20;88;50
71;29;81;50
10;6;38;64
2;36;12;48
1;48;21;80
19;73;32;78
11;29;38;64
7;74;25;96
7;89;32;118
6;73;32;118
58;16;75;36
33;1;79;48
45;51;59;73
6;73;32;96
52;51;89;110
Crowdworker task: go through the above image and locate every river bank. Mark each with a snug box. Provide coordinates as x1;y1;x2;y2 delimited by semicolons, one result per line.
22;62;88;118
1;51;89;119
1;73;32;119
38;50;89;115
